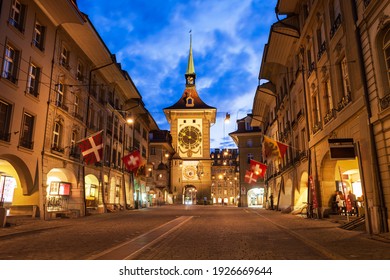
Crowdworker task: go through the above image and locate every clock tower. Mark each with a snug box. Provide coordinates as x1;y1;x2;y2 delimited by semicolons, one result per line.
164;34;216;204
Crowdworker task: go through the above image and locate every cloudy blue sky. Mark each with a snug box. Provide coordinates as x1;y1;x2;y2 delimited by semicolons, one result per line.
77;0;277;149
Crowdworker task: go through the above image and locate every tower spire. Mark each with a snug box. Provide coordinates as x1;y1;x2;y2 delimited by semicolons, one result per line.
186;31;195;75
185;30;196;86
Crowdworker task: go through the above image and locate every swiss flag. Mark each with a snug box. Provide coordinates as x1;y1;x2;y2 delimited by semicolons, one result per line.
78;130;103;165
250;159;267;178
244;170;258;184
122;150;142;172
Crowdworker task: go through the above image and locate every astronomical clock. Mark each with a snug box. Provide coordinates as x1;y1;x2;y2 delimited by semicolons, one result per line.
177;118;202;158
182;161;199;182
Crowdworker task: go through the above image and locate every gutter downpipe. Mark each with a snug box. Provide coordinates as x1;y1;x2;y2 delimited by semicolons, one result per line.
352;0;388;233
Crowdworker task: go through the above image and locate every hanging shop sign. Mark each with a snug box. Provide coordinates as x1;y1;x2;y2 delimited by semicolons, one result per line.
328;138;356;160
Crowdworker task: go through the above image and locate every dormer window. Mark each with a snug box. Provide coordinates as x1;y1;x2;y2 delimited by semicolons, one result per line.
185;91;194;107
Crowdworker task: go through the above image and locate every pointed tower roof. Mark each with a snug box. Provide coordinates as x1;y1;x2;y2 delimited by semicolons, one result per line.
186;32;195;75
163;33;216;114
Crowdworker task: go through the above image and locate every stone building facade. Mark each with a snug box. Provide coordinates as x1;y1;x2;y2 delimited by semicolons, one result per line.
0;0;158;221
252;0;390;233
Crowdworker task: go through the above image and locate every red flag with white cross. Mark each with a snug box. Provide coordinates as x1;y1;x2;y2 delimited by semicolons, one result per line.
77;130;103;165
122;150;142;172
250;159;267;178
244;170;258;184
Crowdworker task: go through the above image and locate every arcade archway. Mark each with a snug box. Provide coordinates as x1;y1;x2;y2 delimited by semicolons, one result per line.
247;187;264;207
46;168;78;213
183;185;197;205
0;157;38;208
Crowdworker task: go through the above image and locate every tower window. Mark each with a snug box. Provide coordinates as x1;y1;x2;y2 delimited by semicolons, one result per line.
186;97;194;107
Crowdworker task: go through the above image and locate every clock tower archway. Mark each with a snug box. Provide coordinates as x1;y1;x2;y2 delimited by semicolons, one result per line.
163;34;216;204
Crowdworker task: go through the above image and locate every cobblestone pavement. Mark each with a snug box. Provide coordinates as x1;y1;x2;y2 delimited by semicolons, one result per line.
0;205;390;260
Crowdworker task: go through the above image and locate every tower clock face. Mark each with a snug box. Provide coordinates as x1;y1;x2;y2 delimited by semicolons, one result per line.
178;126;202;150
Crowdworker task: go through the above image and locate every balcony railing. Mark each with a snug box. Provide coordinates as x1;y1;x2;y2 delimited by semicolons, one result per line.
380;92;390;111
297;109;304;121
317;41;326;60
336;93;351;111
308;62;316;76
330;14;342;38
324;108;336;124
51;144;64;153
312;122;322;134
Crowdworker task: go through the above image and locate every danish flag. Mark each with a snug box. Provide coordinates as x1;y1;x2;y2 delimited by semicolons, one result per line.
77;130;103;165
122;150;142;172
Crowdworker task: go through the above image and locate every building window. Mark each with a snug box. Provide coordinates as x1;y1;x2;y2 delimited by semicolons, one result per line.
69;130;81;158
2;43;20;83
33;20;45;51
307;48;315;75
324;78;335;124
0;100;12;142
9;0;26;33
112;148;117;167
341;57;351;98
247;153;254;164
97;112;104;131
88;104;96;130
60;45;70;69
383;28;390;86
330;0;342;38
301;128;306;152
52;122;62;151
317;22;326;60
20;112;35;149
142;145;146;158
324;79;333;111
76;61;84;81
245;120;253;131
114;116;119;139
142;128;147;140
311;90;322;133
118;151;122;168
119;125;123;143
73;94;82;120
27;63;40;97
55;82;65;107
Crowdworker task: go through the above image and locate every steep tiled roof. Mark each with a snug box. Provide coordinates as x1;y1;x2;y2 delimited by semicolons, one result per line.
163;87;216;110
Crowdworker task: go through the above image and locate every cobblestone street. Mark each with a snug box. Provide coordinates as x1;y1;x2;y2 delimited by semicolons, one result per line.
1;205;389;260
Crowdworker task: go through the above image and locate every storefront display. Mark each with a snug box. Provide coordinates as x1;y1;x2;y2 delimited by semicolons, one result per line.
47;181;71;212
